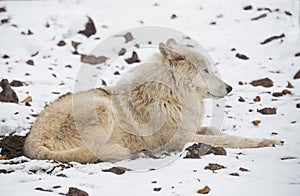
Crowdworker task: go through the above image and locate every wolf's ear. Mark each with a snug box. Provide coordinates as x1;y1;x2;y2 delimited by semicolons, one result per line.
159;43;172;59
159;42;184;61
166;38;177;46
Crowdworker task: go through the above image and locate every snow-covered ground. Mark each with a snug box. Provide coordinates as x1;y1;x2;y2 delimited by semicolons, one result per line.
0;0;300;195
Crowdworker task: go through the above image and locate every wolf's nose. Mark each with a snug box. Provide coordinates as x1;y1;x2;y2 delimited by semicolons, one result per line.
226;86;233;93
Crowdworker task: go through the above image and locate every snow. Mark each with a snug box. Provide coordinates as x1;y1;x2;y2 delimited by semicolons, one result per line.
1;0;300;195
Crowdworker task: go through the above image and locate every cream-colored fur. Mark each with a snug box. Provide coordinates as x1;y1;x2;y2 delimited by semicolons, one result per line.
23;39;283;163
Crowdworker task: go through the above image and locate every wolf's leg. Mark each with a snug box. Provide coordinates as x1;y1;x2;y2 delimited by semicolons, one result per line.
92;142;136;162
46;142;134;163
197;126;228;135
185;134;283;148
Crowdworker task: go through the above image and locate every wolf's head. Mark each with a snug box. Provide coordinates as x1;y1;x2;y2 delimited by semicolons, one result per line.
159;39;232;98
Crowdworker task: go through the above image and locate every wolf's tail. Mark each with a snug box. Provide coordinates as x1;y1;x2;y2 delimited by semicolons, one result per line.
23;134;133;163
23;136;100;163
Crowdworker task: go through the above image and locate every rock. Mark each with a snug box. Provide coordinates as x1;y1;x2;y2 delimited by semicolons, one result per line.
171;14;177;19
197;186;211;194
236;53;249;60
35;187;53;193
184;143;226;159
153;187;162;192
243;5;252;10
2;54;9;59
286;81;293;88
260;33;285;45
257;107;276;115
293;70;300;79
71;41;81;54
123;32;133;43
252;120;261;126
78;17;96;38
253;96;261;102
239;167;250;172
66;187;89;196
10;80;23;87
272;92;283;97
101;79;107;86
118;48;126;56
282;89;291;95
80;55;108;65
26;59;34;65
204;163;226;172
102;167;131;175
250;78;273;87
0;79;19;103
0;7;6;12
229;173;240;176
251;13;267;21
284;11;292;16
238;96;246;102
280;157;297;160
57;40;66;46
21;96;32;103
0;135;26;159
125;51;140;64
113;71;120;75
0;169;14;174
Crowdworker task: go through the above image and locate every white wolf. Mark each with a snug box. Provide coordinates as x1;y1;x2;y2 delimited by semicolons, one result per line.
23;39;283;163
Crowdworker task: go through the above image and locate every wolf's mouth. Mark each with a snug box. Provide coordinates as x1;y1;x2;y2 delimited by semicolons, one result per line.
207;91;226;98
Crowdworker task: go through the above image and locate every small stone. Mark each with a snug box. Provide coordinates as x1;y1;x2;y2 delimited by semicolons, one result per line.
238;96;245;102
252;120;261;126
197;186;211;194
26;59;34;65
253;96;261;102
171;14;177;19
243;5;252;10
57;40;66;46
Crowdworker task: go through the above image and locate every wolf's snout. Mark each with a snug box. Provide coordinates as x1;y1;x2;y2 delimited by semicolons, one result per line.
226;85;233;94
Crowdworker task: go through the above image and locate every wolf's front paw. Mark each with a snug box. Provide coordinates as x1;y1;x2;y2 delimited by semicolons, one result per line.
258;139;284;147
130;150;141;160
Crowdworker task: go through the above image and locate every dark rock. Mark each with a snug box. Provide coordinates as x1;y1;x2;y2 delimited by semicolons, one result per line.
102;167;131;175
243;5;252;10
257;107;276;115
125;51;140;64
250;78;273;87
118;48;126;56
81;55;108;65
123;32;133;43
204;163;226;172
10;80;23;87
261;33;285;45
78;17;96;38
57;40;66;46
66;187;88;196
184;143;226;159
294;70;300;79
0;135;26;159
0;79;19;103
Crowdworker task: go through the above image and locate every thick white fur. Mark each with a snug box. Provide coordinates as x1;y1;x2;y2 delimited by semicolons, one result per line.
23;39;282;163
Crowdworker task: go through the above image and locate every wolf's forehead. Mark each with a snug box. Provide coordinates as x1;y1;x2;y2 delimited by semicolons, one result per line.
173;45;211;68
185;51;209;67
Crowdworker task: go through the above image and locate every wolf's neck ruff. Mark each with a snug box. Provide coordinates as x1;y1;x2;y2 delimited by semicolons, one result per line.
112;55;202;142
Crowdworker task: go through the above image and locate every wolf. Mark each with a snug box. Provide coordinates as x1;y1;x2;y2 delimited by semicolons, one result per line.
23;39;283;163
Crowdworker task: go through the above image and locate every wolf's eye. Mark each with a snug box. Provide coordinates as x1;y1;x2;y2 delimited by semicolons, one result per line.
175;56;185;61
203;69;209;73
